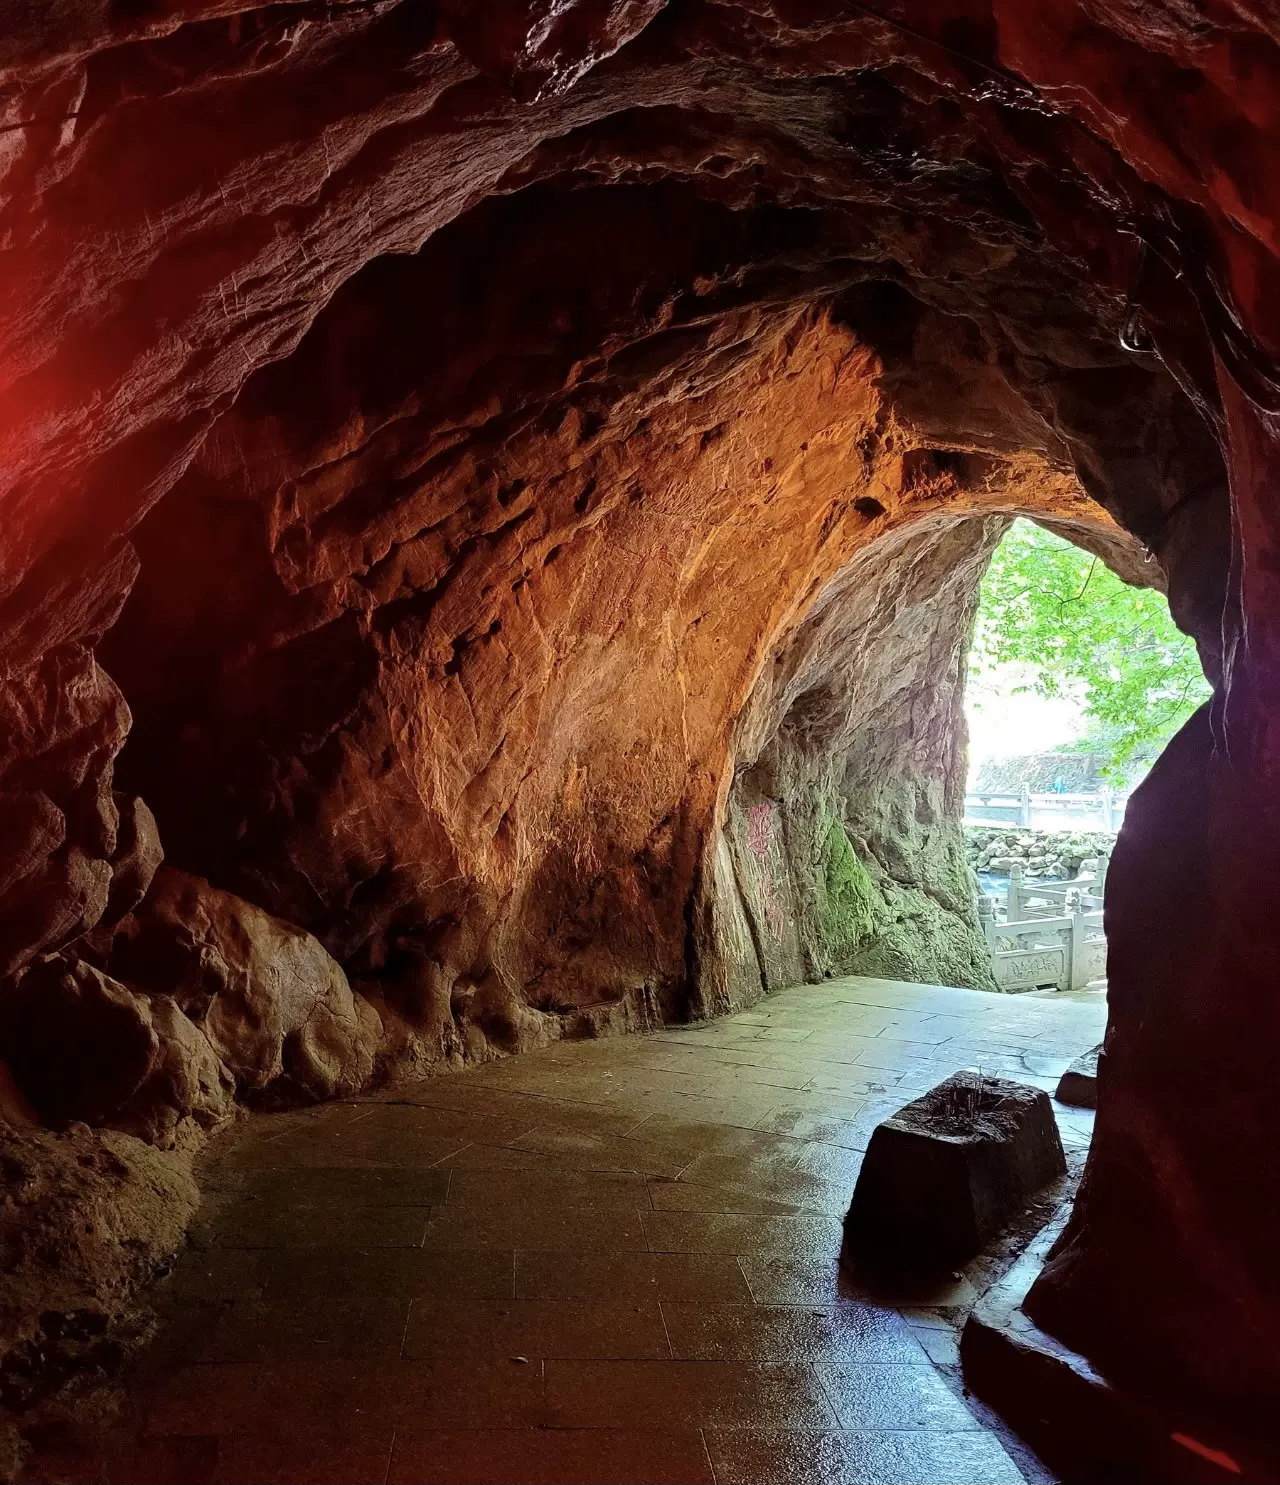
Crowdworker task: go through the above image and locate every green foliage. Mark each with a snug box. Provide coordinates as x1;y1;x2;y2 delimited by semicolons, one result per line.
970;519;1210;776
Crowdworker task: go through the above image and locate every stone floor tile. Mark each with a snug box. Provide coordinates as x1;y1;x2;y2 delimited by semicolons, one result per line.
815;1363;982;1430
446;1166;650;1210
645;1177;804;1216
249;1127;467;1171
620;1122;801;1170
736;1254;865;1307
908;1325;961;1366
750;1089;869;1122
624;1118;804;1167
793;1034;882;1063
234;1164;452;1208
145;1363;265;1437
441;1142;563;1174
402;1298;670;1360
213;1202;431;1249
705;1429;1026;1485
97;1434;219;1485
210;1428;396;1485
656;1092;788;1131
661;1302;927;1366
257;1245;515;1301
404;1087;653;1140
751;1108;871;1149
802;1066;903;1095
103;975;1103;1484
423;1204;648;1253
515;1251;753;1303
641;1210;843;1256
353;1101;535;1142
178;1358;546;1433
194;1296;411;1363
711;1063;817;1091
673;1158;849;1216
726;1024;816;1043
786;1141;866;1189
544;1359;837;1430
388;1357;551;1428
161;1249;269;1306
387;1428;715;1485
851;1043;929;1075
509;1128;690;1178
676;1146;806;1189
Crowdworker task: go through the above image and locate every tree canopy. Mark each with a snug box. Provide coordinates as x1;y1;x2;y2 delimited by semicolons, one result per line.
969;519;1211;777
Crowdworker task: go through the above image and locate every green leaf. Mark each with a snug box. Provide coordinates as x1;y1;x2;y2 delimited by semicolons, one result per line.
969;519;1210;775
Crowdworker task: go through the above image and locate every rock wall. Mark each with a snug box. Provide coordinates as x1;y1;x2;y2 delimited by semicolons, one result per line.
717;515;1006;999
1;0;1278;1444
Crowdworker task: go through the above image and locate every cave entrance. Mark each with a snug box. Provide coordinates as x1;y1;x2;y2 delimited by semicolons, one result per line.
964;517;1209;992
713;502;1209;1011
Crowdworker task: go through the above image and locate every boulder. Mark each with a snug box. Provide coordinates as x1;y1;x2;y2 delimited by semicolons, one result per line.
0;792;65;900
0;958;234;1143
1055;1045;1101;1110
844;1072;1067;1271
102;794;163;927
0;650;133;976
0;848;112;981
113;867;380;1102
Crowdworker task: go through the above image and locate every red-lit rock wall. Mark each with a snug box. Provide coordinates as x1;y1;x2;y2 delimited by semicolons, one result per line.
1;0;1278;1430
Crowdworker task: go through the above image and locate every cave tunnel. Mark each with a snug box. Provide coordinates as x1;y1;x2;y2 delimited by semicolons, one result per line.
1;3;1278;1481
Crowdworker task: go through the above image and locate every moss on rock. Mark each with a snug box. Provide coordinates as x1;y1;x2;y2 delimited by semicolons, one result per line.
810;811;883;971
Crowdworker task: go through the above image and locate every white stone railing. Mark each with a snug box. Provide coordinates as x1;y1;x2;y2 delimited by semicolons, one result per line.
965;787;1127;831
979;854;1110;991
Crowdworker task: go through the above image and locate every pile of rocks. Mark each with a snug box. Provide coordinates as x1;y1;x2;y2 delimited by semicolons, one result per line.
965;826;1115;881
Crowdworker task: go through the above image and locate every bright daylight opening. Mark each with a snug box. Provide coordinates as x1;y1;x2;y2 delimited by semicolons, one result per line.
963;518;1210;992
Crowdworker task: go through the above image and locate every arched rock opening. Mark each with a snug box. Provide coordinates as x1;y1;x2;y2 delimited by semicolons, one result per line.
1;0;1277;1451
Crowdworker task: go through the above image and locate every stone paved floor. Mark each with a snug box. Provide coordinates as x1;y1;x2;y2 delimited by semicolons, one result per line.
97;976;1106;1485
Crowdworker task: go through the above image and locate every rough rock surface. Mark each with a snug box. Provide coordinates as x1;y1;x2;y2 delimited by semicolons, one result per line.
844;1071;1067;1270
109;866;382;1105
0;1123;198;1420
966;826;1116;882
0;0;1277;1442
0;956;235;1146
1055;1044;1101;1109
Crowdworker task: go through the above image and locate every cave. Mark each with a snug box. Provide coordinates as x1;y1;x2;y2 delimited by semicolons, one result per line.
1;3;1278;1481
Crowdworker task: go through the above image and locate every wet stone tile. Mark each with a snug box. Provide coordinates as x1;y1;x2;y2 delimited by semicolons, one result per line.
423;1204;648;1253
212;1202;431;1249
388;1428;715;1485
641;1210;843;1257
446;1167;650;1211
106;974;1100;1484
402;1297;670;1361
515;1251;753;1303
661;1302;927;1366
192;1296;411;1364
814;1363;982;1431
544;1358;837;1431
645;1176;805;1216
233;1164;451;1207
255;1245;515;1302
705;1429;1025;1485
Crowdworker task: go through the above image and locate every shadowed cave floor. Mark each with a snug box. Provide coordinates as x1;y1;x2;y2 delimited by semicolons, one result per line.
68;978;1104;1485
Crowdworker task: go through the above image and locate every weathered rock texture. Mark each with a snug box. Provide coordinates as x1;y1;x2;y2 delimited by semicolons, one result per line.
0;1122;199;1416
1;0;1278;1448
